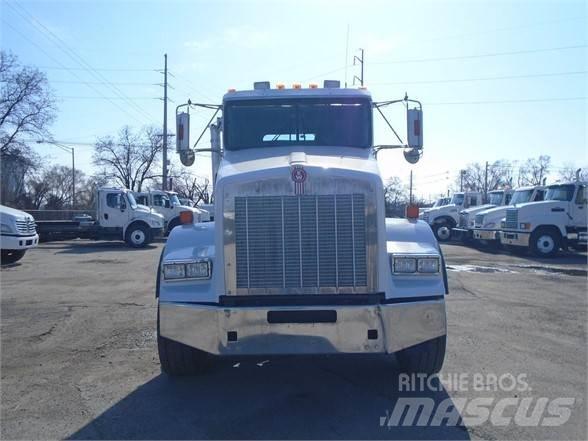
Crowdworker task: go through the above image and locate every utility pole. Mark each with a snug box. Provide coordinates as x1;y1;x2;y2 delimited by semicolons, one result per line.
484;161;489;202
353;48;364;86
460;170;465;191
36;140;75;208
409;170;413;204
162;53;168;191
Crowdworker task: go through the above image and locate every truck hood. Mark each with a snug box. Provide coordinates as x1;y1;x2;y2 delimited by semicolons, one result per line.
0;204;34;221
515;200;568;216
425;204;459;216
461;204;495;215
217;146;379;182
477;205;509;222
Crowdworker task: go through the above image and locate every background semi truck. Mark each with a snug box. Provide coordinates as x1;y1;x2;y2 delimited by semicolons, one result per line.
420;191;482;241
156;80;448;376
472;185;545;245
500;181;587;257
0;205;39;264
32;188;164;248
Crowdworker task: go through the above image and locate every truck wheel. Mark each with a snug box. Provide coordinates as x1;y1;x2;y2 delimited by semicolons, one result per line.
166;218;180;236
530;227;560;258
396;335;446;375
433;222;452;242
1;249;26;264
125;224;151;248
157;307;211;375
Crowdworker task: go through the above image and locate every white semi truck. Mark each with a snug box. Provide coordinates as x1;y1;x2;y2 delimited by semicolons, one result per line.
34;188;165;247
0;205;39;264
420;191;482;241
500;181;587;257
452;189;514;242
134;190;209;234
472;185;545;245
156;81;448;376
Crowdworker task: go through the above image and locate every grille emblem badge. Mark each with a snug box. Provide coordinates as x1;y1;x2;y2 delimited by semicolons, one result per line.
291;166;307;195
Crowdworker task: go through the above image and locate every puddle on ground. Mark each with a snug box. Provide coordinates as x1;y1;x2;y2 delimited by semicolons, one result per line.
509;265;587;277
446;264;517;274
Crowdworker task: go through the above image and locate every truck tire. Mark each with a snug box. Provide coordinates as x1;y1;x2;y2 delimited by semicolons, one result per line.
529;227;560;258
157;307;211;375
166;217;180;236
125;223;151;248
433;221;452;242
1;249;26;264
396;335;446;375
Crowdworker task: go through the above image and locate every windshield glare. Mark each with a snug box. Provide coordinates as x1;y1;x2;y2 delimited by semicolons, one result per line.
488;192;503;205
511;190;532;205
224;98;372;149
126;192;138;210
451;194;464;205
546;185;575;201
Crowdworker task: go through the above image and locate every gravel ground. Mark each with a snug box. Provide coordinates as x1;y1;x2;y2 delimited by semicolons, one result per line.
1;239;586;440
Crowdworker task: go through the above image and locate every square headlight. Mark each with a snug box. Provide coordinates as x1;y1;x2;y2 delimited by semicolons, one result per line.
186;260;211;279
417;257;440;273
163;263;185;280
393;257;417;273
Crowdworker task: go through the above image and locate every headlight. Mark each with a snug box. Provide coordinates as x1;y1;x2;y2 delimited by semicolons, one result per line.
391;255;440;275
1;223;14;234
520;222;531;230
163;259;211;280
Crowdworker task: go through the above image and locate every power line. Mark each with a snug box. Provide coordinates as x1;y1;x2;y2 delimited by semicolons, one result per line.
36;65;157;72
57;96;157;100
370;44;587;65
50;80;157;86
372;70;587;85
425;97;586;105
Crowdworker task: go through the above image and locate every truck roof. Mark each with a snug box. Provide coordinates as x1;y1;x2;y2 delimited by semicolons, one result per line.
223;87;372;102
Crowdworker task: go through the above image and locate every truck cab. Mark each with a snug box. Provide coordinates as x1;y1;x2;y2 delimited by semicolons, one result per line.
453;189;514;241
500;181;587;257
134;190;210;234
97;188;165;247
157;81;447;376
472;186;545;244
421;191;482;241
0;205;39;264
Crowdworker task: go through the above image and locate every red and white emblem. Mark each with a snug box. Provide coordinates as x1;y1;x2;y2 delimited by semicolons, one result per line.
291;166;307;195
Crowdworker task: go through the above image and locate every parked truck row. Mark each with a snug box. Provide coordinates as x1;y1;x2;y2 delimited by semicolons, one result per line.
420;180;587;257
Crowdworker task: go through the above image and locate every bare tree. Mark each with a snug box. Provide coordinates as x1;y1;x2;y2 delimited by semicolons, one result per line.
93;125;163;191
383;177;408;217
557;163;588;182
172;169;211;204
518;155;551;186
0;51;55;204
458;160;515;194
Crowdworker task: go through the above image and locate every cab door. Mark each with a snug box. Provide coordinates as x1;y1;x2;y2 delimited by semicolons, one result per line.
152;193;173;221
100;191;129;228
570;184;587;227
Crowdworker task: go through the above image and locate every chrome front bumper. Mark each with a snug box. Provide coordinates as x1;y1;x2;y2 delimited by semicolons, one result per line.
500;231;530;246
473;229;498;241
159;298;446;356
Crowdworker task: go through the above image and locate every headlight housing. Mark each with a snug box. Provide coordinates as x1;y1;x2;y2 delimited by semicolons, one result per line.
163;259;212;280
1;223;14;234
391;255;440;275
519;222;531;230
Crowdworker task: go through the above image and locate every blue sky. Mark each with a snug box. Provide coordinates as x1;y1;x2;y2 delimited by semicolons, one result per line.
2;0;586;198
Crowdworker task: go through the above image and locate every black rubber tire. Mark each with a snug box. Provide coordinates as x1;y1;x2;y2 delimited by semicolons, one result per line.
157;306;212;376
433;222;452;242
166;218;180;236
1;249;26;264
529;227;560;258
125;223;151;248
396;335;446;375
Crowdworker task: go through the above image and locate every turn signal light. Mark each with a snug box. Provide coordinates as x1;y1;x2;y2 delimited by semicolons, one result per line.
406;205;419;219
309;83;318;89
276;83;285;90
227;88;236;93
292;83;302;89
180;210;194;224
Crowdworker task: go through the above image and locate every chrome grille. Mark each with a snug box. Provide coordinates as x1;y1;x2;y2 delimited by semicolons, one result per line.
474;213;484;228
505;208;518;229
234;194;367;291
15;218;36;235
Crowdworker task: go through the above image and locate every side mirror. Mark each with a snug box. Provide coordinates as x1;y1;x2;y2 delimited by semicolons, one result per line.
407;108;423;149
176;112;190;152
120;202;126;211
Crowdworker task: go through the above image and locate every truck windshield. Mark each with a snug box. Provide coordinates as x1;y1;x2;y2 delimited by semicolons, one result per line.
545;184;575;201
510;190;533;205
488;192;503;205
126;192;138;210
224;98;372;149
169;194;181;206
450;194;464;205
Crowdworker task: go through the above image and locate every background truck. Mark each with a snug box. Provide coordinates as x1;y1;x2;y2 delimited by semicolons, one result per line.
420;191;482;241
0;205;39;264
419;196;450;216
157;80;448;376
500;181;587;257
134;190;209;234
32;188;165;248
472;185;545;245
452;189;513;242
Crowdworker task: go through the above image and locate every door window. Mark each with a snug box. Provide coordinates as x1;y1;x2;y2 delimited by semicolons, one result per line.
575;185;586;205
153;194;164;206
106;193;122;208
